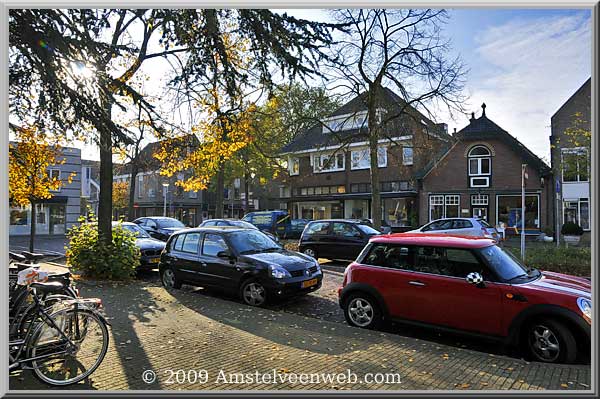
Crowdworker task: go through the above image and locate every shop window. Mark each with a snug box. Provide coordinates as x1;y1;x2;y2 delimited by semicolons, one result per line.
10;208;28;225
384;198;415;227
497;195;539;230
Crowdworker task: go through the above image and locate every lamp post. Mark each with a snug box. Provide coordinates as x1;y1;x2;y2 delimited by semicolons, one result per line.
162;182;169;217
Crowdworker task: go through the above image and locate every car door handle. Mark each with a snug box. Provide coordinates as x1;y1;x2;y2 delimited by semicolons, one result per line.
408;280;426;286
200;262;207;267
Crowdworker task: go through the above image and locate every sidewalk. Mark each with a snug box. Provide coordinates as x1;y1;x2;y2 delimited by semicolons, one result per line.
9;279;591;391
9;235;68;258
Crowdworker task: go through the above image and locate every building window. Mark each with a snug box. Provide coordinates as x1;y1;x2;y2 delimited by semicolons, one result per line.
468;145;491;188
562;148;589;182
301;188;307;196
322;111;367;133
402;147;413;165
189;190;198;199
563;198;590;231
289;157;300;176
471;194;489;206
313;152;345;173
384;198;416;227
350;146;387;170
48;169;61;192
279;186;290;198
10;208;28;226
138;175;144;198
429;194;460;221
497;195;540;230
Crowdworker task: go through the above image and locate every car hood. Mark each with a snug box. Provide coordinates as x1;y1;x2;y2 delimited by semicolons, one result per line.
240;250;316;271
159;227;185;234
136;238;166;250
526;271;591;299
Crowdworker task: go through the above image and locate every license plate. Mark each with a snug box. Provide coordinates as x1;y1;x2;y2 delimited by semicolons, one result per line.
302;278;318;288
150;258;160;264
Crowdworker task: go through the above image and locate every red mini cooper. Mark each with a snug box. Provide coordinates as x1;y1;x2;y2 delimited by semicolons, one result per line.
338;233;591;364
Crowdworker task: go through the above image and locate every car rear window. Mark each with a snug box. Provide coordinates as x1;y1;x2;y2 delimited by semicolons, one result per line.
181;233;200;254
454;220;473;229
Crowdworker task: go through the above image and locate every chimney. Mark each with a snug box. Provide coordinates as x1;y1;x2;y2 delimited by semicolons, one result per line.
481;102;487;117
453;127;457;134
470;112;475;121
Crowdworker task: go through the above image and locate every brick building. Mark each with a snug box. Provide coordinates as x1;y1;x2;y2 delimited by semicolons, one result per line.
550;78;591;236
418;104;553;234
279;87;451;229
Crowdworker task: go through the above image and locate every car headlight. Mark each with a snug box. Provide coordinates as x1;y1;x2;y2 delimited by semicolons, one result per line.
577;297;592;322
269;265;291;279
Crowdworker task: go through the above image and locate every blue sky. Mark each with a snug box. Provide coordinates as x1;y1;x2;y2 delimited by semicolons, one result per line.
282;8;592;162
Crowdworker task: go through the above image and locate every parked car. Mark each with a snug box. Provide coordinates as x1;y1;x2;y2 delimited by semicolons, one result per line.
299;219;381;261
362;218;392;234
159;227;323;306
241;211;290;238
408;217;500;241
199;218;279;242
114;222;165;271
132;217;187;241
338;233;591;364
287;219;310;239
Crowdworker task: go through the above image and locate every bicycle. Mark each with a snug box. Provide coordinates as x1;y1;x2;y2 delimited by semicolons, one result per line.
9;281;110;386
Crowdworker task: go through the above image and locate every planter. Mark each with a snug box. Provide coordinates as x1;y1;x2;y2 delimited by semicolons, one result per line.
563;235;581;245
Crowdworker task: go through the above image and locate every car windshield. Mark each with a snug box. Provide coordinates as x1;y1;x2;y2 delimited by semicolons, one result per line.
157;218;185;228
356;224;381;235
121;224;150;238
229;220;258;229
228;230;281;254
477;245;530;281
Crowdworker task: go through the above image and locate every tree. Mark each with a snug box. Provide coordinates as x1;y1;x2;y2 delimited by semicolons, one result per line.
9;126;74;252
10;9;336;240
112;180;129;212
327;9;467;228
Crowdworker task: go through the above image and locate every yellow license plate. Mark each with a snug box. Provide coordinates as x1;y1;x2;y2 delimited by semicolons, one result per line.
150;258;160;264
302;278;318;288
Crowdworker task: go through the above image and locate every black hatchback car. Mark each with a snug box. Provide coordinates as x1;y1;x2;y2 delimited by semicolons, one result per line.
159;227;323;306
133;217;187;241
299;219;381;261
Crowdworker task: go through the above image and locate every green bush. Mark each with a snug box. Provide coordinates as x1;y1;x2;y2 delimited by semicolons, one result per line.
507;246;591;277
66;213;140;280
561;221;584;236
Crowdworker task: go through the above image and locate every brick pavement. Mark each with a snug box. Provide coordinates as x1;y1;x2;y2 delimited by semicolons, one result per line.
9;276;591;391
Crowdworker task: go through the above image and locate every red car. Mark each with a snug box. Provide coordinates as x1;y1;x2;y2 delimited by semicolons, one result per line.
338;233;591;364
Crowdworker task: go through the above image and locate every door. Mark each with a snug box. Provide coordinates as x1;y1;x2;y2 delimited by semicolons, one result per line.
330;222;366;260
472;207;488;221
168;232;202;283
198;233;240;289
418;247;503;335
302;221;331;257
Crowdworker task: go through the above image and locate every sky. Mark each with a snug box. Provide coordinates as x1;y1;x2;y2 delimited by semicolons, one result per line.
280;8;592;163
80;8;592;163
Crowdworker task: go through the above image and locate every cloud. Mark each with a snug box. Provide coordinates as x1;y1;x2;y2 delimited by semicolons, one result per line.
464;12;591;161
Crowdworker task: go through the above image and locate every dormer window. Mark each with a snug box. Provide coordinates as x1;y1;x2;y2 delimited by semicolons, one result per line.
322;111;368;133
468;145;491;187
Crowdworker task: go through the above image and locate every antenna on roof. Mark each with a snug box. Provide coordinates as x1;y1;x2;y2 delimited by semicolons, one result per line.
481;103;487;116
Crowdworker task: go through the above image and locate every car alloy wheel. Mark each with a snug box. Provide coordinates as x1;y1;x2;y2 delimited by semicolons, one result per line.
242;282;266;306
529;324;561;362
348;297;374;327
303;248;317;259
161;268;180;289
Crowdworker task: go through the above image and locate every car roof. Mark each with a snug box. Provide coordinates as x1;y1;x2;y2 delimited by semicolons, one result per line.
308;219;363;224
137;216;178;220
172;226;251;235
112;221;136;226
370;233;495;249
428;217;483;223
203;218;245;222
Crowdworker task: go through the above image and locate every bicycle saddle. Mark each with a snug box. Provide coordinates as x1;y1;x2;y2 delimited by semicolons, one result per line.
20;251;46;262
30;281;65;293
9;252;27;262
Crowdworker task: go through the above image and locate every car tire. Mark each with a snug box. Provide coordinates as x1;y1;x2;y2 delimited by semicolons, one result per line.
161;267;182;289
343;292;382;330
302;247;318;259
525;318;577;364
240;279;267;307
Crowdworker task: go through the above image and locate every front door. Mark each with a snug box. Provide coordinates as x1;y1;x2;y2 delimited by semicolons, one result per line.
472;207;488;221
199;233;240;289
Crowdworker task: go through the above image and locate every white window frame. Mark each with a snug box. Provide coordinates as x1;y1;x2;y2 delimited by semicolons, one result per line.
313;152;345;173
468;145;491;188
471;194;489;206
137;175;144;198
429;194;460;221
322;111;368;133
289;157;300;176
48;169;61;192
350;146;387;170
561;147;589;183
402;146;414;166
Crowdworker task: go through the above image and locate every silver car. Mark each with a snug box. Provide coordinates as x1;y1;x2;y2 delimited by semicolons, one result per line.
409;218;500;241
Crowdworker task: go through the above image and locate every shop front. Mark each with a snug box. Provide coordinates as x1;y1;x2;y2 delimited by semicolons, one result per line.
9;202;67;236
293;201;344;220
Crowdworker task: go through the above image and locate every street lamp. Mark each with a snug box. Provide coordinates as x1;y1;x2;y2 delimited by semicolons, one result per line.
162;182;169;217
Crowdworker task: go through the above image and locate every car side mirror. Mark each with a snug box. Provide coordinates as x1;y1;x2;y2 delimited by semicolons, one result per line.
466;272;486;288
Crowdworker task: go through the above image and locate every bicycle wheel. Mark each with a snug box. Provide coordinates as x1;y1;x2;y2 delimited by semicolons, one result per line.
29;307;109;386
14;294;76;340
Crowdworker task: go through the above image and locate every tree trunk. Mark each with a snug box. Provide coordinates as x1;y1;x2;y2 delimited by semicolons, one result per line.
29;201;36;252
98;97;113;245
215;166;225;218
128;163;138;221
368;85;382;230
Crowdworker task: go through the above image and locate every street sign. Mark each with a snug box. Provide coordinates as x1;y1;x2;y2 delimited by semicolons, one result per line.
555;178;561;193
